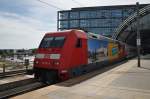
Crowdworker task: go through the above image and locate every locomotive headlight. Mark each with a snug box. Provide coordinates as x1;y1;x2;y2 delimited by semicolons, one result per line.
35;54;44;59
50;54;61;59
61;70;68;73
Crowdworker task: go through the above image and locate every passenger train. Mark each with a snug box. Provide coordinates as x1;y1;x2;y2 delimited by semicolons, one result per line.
34;29;136;84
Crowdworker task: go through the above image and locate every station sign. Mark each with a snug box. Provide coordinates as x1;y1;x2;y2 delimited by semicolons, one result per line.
137;39;141;46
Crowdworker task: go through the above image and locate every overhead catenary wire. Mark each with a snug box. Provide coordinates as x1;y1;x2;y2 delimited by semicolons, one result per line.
71;0;84;6
36;0;63;10
37;0;84;10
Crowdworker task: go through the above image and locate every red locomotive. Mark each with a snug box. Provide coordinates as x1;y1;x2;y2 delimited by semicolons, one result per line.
34;29;135;84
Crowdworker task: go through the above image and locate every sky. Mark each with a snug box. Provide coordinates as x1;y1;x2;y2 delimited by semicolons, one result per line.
0;0;149;49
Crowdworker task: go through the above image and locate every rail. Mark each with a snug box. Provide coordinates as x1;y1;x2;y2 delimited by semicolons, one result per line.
0;69;33;78
0;78;46;99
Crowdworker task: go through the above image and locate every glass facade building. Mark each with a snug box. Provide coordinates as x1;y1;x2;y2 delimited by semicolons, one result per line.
57;4;148;37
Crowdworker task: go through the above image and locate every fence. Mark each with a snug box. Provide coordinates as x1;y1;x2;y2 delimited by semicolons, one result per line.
0;59;33;73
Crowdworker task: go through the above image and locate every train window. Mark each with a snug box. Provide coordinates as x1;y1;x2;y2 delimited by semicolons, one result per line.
76;39;82;48
39;37;53;48
39;36;65;48
51;37;65;48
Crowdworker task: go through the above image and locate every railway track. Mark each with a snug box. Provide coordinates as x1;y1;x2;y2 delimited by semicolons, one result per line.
0;78;46;99
0;59;129;98
0;69;33;78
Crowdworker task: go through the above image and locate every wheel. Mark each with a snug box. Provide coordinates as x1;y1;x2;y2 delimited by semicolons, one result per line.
34;68;40;79
34;72;39;79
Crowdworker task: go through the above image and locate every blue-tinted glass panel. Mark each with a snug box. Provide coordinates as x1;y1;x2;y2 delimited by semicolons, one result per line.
59;12;68;20
80;11;90;18
86;28;114;36
97;10;111;18
90;11;97;18
123;8;134;18
90;19;113;27
60;21;68;28
70;20;79;28
90;19;98;27
111;9;122;18
80;20;90;27
111;19;122;27
70;12;79;19
102;19;112;27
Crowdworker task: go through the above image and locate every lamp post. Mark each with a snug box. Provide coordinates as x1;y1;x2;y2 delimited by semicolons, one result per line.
136;2;141;67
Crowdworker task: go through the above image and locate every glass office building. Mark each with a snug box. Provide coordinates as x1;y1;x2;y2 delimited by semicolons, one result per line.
57;4;148;37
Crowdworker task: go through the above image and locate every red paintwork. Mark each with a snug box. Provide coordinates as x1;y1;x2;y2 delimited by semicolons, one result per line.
34;30;88;80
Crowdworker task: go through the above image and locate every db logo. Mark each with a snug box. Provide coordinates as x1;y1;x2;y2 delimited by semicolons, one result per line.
44;54;50;58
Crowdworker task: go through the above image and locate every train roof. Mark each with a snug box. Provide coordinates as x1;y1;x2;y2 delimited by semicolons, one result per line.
87;32;123;43
44;30;125;44
44;29;87;39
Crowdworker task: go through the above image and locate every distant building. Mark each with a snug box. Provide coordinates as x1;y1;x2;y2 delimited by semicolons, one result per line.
16;49;32;55
0;49;33;57
58;4;148;37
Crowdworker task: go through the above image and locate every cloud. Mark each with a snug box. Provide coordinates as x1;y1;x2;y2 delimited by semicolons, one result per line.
0;0;149;49
0;11;56;49
0;0;57;49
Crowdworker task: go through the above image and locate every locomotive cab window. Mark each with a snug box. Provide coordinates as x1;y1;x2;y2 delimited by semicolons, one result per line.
39;36;65;48
76;38;82;48
51;37;65;48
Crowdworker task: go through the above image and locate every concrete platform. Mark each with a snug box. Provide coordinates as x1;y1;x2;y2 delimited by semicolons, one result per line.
12;55;150;99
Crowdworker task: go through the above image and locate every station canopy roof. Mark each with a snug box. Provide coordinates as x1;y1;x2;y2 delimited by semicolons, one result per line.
112;4;150;53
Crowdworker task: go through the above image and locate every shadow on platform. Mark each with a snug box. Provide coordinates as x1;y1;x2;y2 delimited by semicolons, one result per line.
56;60;128;87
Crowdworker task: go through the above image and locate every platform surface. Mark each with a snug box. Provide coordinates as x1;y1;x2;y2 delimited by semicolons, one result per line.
12;55;150;99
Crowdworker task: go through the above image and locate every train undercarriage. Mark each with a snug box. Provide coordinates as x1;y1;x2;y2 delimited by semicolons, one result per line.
34;68;59;84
